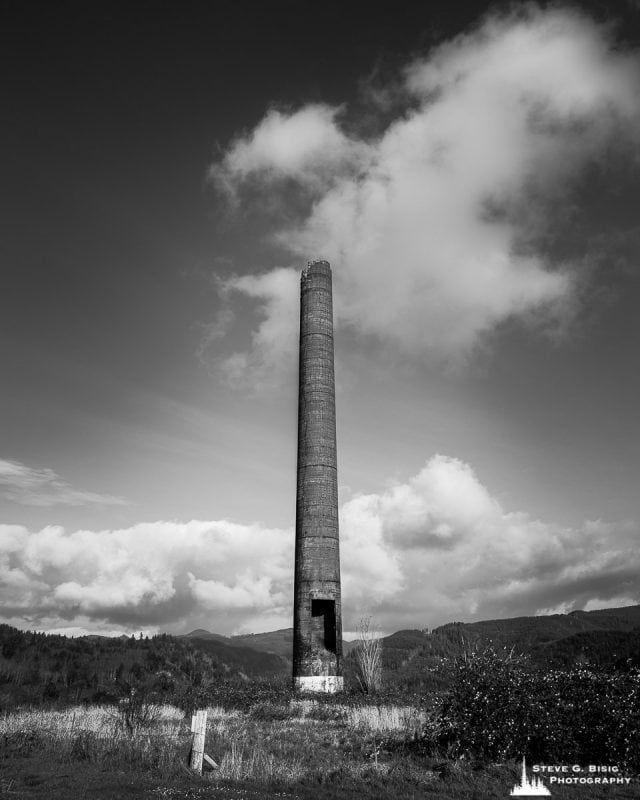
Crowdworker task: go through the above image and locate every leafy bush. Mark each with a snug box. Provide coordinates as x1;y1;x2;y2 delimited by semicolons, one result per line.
427;648;640;771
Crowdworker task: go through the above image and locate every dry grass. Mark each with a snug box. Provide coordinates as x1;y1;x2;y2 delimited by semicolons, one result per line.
201;704;243;735
4;699;635;800
0;703;184;738
217;736;305;782
343;704;426;734
286;699;425;733
354;617;383;694
0;703;190;779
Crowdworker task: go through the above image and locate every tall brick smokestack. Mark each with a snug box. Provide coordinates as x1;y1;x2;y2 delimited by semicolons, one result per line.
293;260;343;693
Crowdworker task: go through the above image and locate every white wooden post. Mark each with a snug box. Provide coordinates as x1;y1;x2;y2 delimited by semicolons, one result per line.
190;709;207;773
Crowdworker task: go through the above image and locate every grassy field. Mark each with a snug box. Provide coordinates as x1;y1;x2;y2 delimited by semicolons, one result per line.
2;699;640;799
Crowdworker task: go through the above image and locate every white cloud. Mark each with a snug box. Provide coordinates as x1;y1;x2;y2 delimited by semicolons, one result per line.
188;572;280;610
208;267;300;389
211;104;368;197
210;6;640;383
0;458;127;508
0;519;293;634
340;456;640;631
1;455;637;634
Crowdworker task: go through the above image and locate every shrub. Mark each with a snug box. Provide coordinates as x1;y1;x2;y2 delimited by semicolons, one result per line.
115;687;162;734
427;648;640;771
354;618;383;695
173;676;293;715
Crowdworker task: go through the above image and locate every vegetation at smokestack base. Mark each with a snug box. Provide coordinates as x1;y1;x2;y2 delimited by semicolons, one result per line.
2;656;639;799
1;607;640;799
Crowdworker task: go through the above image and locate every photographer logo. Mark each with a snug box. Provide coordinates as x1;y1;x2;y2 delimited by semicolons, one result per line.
510;757;551;796
509;760;633;795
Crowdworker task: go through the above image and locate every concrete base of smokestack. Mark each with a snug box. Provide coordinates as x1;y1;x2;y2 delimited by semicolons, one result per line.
293;675;344;694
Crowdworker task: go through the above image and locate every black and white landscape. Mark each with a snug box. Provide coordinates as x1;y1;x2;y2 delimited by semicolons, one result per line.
3;0;640;642
3;2;640;796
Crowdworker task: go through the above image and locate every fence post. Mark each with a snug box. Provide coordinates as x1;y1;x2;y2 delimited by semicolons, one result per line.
190;708;207;774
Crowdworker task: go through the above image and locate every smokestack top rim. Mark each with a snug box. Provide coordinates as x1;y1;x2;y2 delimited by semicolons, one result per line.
303;259;331;278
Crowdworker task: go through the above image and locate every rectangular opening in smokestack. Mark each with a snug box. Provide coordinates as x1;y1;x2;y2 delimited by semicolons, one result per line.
311;599;336;654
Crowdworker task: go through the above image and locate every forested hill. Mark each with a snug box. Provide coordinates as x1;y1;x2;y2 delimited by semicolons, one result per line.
181;604;640;674
0;625;288;708
1;604;639;706
182;627;294;659
378;604;640;689
435;604;640;652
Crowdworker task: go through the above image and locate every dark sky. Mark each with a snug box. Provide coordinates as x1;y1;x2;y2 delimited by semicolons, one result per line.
2;0;640;636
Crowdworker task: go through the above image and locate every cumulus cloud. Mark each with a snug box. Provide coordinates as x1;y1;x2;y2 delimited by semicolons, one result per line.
204;268;300;389
0;458;127;508
340;456;640;631
211;104;368;198
0;519;292;634
2;456;637;635
210;5;640;382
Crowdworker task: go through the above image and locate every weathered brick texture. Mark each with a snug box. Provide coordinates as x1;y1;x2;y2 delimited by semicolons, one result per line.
293;260;343;689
